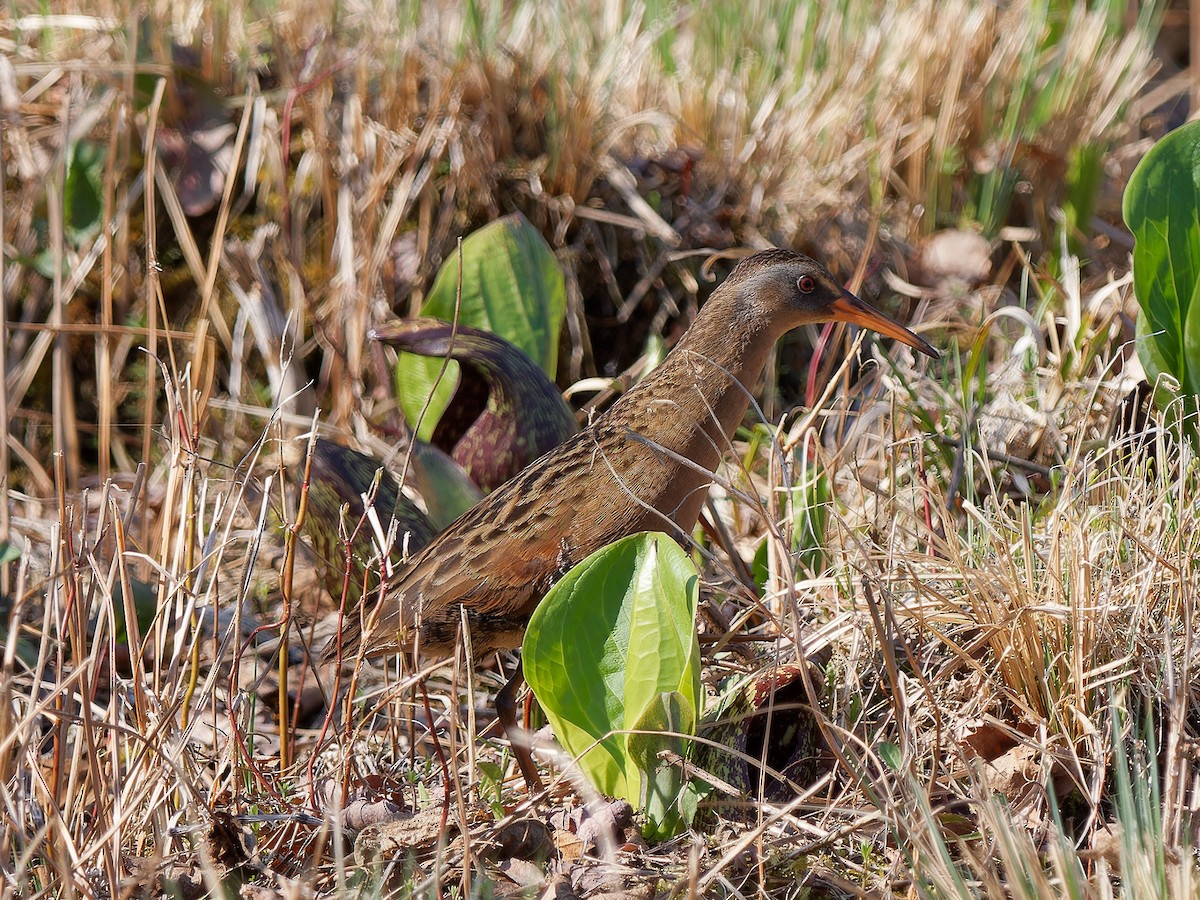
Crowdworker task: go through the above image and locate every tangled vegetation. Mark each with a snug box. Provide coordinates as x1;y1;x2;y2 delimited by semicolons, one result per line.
2;1;1196;897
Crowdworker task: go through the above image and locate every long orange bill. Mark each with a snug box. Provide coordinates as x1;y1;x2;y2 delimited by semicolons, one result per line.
828;290;939;359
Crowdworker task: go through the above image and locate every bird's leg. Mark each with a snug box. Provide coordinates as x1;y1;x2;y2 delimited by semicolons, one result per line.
495;657;544;792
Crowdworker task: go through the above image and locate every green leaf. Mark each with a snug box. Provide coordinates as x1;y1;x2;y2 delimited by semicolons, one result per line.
64;140;106;246
1063;142;1105;256
1185;274;1200;396
622;538;703;741
33;139;108;277
877;742;903;771
405;441;483;529
523;532;701;805
1135;312;1172;390
627;691;697;839
1123;119;1200;389
0;542;20;566
475;761;506;818
111;577;159;645
396;213;566;441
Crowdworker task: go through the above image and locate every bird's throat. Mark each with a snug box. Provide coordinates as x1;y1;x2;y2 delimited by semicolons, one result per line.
608;292;777;479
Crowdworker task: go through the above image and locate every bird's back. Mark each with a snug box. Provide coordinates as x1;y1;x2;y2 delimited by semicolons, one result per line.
341;410;714;658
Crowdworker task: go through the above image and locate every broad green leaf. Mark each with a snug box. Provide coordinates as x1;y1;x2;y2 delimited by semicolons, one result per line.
1123;119;1200;387
0;542;20;566
1137;299;1198;441
64;140;106;246
405;441;483;529
1134;313;1171;390
1186;274;1200;395
1063;142;1104;256
877;742;903;771
396;213;566;441
523;532;701;804
111;577;159;645
0;624;38;668
627;691;697;839
622;538;702;743
35;140;107;277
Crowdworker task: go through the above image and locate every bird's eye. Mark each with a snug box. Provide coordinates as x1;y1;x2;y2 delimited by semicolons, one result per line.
797;275;816;294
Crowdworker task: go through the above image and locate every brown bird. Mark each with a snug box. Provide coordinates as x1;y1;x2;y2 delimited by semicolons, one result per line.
330;248;937;788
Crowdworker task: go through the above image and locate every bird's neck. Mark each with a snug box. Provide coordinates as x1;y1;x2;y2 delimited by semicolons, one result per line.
609;290;778;466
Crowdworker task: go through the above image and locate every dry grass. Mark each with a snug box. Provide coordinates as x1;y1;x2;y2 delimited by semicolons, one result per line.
1;0;1195;897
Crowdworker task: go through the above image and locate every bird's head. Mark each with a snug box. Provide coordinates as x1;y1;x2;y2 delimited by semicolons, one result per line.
728;249;938;359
